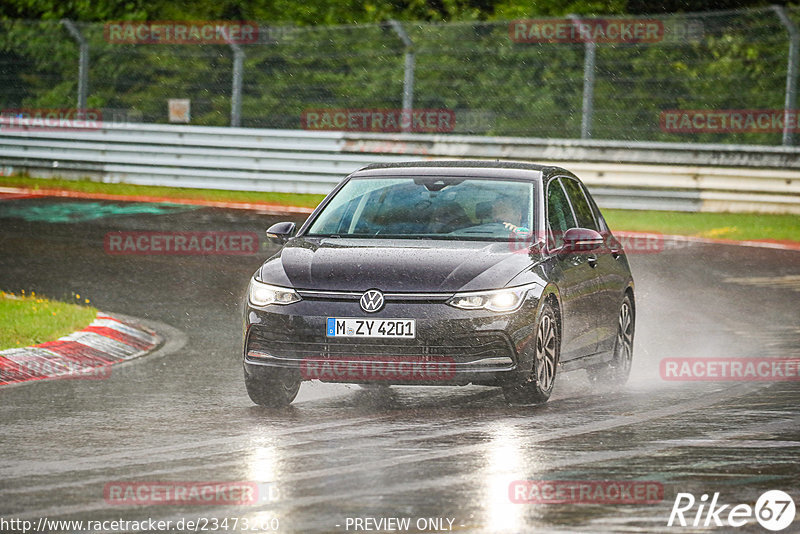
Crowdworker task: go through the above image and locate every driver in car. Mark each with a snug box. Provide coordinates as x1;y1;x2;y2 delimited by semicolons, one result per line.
493;197;525;233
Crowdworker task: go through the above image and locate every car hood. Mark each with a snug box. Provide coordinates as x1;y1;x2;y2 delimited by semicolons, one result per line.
258;237;538;293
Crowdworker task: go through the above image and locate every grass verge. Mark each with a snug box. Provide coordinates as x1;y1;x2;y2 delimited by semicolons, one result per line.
0;291;98;350
1;175;798;243
603;209;800;243
0;175;326;209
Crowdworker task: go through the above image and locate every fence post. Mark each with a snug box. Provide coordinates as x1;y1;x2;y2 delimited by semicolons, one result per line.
389;20;415;133
568;15;595;139
230;44;244;127
772;5;799;146
61;19;89;110
221;27;245;127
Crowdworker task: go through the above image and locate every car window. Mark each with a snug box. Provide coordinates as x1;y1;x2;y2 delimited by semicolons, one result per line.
546;178;576;248
561;177;599;231
581;182;609;232
307;177;534;240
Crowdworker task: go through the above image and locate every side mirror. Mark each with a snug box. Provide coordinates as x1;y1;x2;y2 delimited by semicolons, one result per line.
266;222;296;245
563;227;604;252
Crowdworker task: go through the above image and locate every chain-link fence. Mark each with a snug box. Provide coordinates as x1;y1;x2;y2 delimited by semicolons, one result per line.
0;6;798;145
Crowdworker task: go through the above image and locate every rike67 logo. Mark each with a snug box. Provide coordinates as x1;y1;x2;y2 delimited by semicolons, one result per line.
668;490;796;531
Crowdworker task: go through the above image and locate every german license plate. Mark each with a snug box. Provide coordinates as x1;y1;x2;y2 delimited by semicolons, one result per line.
326;318;416;338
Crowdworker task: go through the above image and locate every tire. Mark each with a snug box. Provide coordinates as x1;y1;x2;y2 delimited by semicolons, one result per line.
503;301;560;405
244;366;301;407
593;294;635;386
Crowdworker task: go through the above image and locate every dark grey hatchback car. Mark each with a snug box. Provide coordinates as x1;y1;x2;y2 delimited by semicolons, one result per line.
243;161;635;406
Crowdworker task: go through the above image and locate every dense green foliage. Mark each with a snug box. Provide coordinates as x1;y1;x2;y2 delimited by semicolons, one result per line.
0;1;796;144
0;0;789;23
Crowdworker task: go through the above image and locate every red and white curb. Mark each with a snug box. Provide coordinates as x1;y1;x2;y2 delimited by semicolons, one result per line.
0;313;161;385
0;189;37;201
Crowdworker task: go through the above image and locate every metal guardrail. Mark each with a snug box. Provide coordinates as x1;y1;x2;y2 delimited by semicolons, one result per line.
1;122;799;213
340;132;800;168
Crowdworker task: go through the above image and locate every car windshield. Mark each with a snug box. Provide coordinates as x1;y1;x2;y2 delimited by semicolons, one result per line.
306;176;534;240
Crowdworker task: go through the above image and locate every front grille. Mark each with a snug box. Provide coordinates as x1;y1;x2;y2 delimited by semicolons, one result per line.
247;327;515;364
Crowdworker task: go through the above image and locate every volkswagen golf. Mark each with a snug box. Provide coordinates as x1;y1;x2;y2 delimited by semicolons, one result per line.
243;161;635;406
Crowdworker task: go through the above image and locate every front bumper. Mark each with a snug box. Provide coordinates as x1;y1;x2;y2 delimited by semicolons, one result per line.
243;292;540;387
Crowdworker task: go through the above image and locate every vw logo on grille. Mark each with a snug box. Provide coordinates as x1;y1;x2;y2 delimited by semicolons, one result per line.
360;289;384;313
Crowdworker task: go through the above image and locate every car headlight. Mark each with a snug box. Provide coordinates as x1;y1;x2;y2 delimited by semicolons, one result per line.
249;279;301;306
447;284;535;312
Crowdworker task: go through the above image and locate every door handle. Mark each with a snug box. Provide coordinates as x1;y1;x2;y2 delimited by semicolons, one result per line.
610;248;621;259
587;255;598;268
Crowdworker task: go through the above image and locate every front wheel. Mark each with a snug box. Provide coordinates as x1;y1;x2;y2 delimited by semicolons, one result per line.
592;294;635;386
503;301;560;405
244;365;301;407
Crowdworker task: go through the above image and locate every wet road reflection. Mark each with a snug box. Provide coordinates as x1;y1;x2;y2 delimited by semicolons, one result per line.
0;200;798;533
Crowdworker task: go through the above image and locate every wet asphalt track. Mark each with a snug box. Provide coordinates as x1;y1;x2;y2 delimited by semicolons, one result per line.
0;196;799;533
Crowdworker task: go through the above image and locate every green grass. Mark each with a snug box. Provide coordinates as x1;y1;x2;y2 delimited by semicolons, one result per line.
604;209;800;242
2;175;798;243
0;175;327;209
0;291;98;350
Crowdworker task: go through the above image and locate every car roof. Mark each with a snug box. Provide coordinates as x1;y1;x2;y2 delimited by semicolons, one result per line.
351;160;563;181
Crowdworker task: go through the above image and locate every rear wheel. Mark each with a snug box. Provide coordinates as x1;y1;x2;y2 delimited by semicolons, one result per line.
593;294;634;386
503;301;559;405
244;366;301;407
